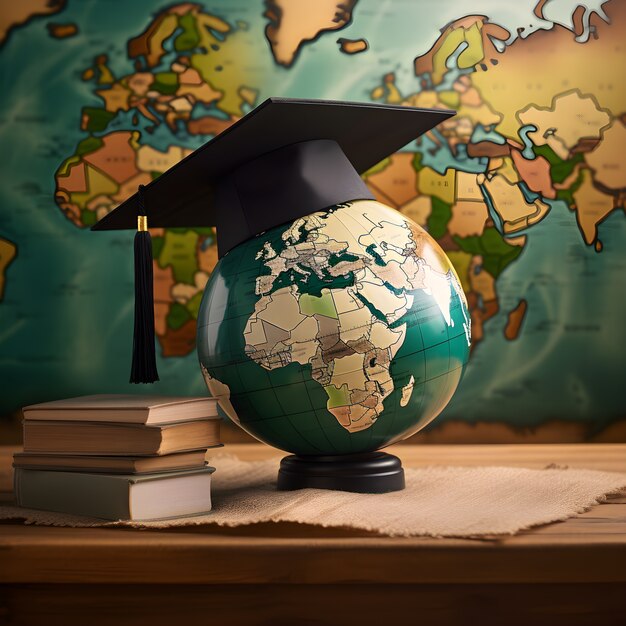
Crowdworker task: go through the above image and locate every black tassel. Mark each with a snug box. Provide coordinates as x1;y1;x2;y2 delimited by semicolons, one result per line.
130;185;159;384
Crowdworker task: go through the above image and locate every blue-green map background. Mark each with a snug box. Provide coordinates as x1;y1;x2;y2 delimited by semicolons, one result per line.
0;0;624;439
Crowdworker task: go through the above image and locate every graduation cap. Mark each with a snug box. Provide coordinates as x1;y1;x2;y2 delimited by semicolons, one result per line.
92;98;454;383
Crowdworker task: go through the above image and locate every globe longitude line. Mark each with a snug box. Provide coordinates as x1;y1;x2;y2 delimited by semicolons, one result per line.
330;207;374;449
391;344;467;442
385;330;430;447
302;368;339;454
253;218;341;452
326;206;405;444
336;204;411;444
206;238;268;436
377;308;414;442
393;263;463;436
439;302;454;416
397;303;428;438
283;406;327;454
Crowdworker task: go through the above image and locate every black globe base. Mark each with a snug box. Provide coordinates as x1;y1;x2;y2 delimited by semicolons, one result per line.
277;451;405;493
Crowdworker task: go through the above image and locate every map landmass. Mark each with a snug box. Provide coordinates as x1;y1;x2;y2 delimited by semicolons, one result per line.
0;0;65;47
0;238;17;301
504;299;528;341
337;38;368;55
369;1;625;349
264;0;358;67
47;22;77;39
470;0;625;249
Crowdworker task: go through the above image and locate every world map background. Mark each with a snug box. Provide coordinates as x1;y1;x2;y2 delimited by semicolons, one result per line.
0;0;624;440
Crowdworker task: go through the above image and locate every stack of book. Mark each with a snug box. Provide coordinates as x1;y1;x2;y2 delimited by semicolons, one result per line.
14;395;221;521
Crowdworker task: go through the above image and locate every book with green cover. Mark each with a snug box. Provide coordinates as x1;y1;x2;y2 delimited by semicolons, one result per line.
14;466;215;521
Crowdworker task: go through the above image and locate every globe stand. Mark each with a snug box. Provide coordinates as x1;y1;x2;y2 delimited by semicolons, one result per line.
277;451;405;493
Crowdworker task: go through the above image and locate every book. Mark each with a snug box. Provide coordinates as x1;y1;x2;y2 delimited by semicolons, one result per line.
13;450;209;474
22;395;218;425
22;419;221;456
14;467;215;521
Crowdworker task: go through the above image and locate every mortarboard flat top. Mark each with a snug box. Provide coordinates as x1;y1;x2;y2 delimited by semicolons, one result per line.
92;98;455;255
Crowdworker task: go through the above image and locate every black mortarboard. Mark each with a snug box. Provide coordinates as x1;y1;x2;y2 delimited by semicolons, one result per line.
92;98;454;382
93;98;454;253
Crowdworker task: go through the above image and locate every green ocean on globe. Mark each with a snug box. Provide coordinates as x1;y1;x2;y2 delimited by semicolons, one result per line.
198;201;470;454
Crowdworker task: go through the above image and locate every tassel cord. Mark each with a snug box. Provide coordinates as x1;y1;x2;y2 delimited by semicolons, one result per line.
130;186;159;383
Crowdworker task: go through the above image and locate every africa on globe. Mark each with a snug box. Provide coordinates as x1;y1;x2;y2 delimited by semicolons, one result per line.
197;200;471;456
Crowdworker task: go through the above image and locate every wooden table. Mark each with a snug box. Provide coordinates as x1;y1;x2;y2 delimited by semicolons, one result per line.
1;444;625;626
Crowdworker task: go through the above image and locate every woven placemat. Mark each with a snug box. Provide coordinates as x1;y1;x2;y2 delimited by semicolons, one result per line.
2;454;625;537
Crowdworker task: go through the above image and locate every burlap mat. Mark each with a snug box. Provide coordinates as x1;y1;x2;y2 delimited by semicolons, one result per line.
1;454;625;537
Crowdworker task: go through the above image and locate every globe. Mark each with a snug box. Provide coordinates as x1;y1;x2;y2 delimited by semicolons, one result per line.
197;200;471;456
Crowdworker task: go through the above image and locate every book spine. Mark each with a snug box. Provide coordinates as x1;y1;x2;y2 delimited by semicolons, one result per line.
22;410;143;422
14;469;132;521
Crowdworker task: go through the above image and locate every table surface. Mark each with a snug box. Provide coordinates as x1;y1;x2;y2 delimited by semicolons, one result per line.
1;443;625;587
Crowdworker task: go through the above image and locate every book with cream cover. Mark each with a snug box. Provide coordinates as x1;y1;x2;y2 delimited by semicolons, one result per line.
22;418;221;456
13;450;209;474
14;467;215;521
23;395;218;424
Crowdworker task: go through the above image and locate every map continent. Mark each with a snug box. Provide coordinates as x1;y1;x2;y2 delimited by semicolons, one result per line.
54;4;258;356
367;2;625;347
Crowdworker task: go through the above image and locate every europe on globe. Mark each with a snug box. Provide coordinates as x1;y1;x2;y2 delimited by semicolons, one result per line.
198;200;471;456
